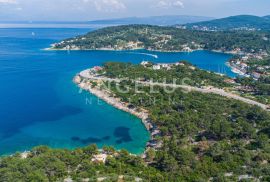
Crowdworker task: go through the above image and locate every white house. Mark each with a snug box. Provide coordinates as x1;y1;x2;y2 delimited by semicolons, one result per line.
153;65;161;70
141;61;151;67
91;154;108;163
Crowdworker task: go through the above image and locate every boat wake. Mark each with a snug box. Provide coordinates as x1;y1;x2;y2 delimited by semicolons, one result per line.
126;52;158;59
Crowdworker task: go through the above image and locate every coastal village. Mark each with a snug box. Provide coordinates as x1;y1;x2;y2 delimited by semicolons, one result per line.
53;34;270;81
52;33;270;82
52;39;201;53
228;49;269;79
180;25;262;32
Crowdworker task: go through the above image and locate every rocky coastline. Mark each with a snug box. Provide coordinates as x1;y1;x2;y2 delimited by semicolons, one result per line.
73;74;162;156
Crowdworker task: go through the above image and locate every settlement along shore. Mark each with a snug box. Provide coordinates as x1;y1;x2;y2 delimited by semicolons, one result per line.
73;69;162;156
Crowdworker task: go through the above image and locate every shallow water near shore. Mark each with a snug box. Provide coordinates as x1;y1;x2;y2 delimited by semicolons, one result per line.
0;28;234;155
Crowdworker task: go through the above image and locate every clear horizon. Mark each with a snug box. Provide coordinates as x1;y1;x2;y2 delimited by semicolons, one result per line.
0;0;269;21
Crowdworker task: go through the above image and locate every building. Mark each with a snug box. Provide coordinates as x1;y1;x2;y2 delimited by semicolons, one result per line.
153;64;161;70
175;62;185;66
91;154;108;163
189;66;196;70
93;66;103;72
141;61;152;67
252;72;261;80
242;56;249;61
161;64;170;69
182;47;193;52
21;151;29;159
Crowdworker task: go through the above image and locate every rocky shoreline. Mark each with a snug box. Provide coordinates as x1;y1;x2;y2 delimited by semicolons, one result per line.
47;46;198;53
73;74;162;156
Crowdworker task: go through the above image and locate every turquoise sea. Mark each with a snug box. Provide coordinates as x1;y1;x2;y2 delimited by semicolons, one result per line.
0;28;234;155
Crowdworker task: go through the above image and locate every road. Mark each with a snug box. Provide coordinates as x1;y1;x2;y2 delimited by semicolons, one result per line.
80;69;270;111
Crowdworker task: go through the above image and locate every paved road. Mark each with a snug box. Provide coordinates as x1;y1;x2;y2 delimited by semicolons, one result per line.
80;69;270;111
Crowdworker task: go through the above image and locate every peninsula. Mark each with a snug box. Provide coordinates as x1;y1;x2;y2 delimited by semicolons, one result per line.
51;25;270;55
51;24;270;105
76;64;269;111
2;25;270;182
68;61;270;181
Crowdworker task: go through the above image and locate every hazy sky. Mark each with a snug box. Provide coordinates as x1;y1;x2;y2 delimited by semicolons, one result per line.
0;0;269;21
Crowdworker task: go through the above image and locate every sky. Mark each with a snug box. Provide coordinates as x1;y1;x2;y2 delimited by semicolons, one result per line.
0;0;269;21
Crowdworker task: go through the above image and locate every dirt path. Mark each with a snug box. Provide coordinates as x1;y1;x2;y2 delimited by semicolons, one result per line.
79;69;270;111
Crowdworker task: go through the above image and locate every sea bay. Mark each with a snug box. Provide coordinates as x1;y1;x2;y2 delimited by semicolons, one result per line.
0;28;234;155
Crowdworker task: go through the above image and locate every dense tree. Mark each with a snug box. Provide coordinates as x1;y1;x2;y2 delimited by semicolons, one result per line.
54;25;270;54
1;62;269;181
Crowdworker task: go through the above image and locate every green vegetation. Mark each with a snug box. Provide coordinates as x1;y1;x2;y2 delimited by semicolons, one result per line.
0;145;164;181
248;57;270;73
236;76;270;104
103;61;231;88
186;15;270;31
104;62;270;181
1;62;269;181
235;57;270;104
53;24;270;53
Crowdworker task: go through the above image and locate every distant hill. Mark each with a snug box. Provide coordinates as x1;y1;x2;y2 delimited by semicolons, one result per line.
264;15;270;20
88;15;214;26
0;16;213;28
185;15;270;31
52;24;270;54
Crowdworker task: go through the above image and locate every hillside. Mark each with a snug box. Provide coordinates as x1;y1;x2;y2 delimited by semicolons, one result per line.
185;15;270;31
1;62;270;181
0;145;164;181
52;24;270;54
88;15;213;26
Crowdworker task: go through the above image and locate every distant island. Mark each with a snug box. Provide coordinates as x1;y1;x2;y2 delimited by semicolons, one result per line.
51;24;270;104
87;15;214;26
2;18;269;181
0;15;213;28
184;15;270;31
51;24;270;55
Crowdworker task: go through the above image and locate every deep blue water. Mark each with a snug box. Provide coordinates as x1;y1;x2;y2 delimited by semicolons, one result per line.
0;28;234;155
